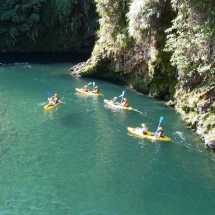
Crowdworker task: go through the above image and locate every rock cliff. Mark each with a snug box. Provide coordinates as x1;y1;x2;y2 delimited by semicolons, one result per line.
70;0;215;150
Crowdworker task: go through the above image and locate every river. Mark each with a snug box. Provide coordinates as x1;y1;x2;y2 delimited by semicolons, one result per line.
0;53;215;215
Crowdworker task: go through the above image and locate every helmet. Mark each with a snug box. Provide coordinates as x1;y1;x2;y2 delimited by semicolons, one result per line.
158;127;162;130
55;93;58;96
85;85;87;87
95;86;98;88
123;98;127;101
141;123;146;127
114;97;117;99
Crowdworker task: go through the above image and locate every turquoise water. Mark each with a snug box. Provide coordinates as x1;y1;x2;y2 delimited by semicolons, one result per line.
0;56;215;215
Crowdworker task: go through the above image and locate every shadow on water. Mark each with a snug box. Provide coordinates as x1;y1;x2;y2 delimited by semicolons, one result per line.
60;112;83;127
0;52;91;64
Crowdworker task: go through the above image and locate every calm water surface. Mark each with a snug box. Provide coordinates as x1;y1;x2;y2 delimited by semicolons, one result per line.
0;54;215;215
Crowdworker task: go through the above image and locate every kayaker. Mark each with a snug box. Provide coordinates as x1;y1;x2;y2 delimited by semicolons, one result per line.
111;96;119;105
82;85;89;92
92;86;99;94
52;93;60;104
141;123;148;134
48;97;55;106
157;127;164;137
121;98;129;107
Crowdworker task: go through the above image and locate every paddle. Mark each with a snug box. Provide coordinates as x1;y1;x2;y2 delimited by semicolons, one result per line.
51;96;65;107
103;91;124;106
50;97;65;105
60;97;65;104
103;100;107;105
155;116;164;136
46;90;53;105
78;82;91;93
46;90;52;97
46;91;64;106
119;91;125;105
91;81;95;92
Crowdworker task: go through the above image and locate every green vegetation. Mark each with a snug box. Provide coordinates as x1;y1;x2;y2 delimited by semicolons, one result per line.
0;0;98;52
165;0;215;83
86;0;215;98
87;0;176;99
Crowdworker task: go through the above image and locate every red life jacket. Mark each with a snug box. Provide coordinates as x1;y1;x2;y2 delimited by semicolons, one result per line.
123;100;128;107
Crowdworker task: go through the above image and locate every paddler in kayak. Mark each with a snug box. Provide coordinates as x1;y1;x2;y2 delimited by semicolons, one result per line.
91;86;100;94
141;123;148;134
135;123;148;135
52;93;60;104
121;98;129;107
48;97;55;106
156;127;164;137
111;96;119;105
47;93;60;106
81;85;89;92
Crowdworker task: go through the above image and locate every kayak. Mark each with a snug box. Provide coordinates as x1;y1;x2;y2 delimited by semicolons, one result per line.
104;99;133;110
44;100;61;110
127;127;171;141
76;88;103;96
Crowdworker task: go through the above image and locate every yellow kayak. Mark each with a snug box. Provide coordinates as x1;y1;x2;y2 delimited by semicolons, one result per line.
104;99;133;110
44;100;61;110
127;127;171;141
76;88;103;96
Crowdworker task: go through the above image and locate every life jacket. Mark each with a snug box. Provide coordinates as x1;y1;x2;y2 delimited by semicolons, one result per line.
52;95;60;104
56;96;60;103
82;86;89;92
142;127;148;134
112;98;118;103
123;100;128;107
158;129;164;137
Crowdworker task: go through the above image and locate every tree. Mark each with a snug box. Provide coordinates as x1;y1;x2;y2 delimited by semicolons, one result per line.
165;0;215;82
